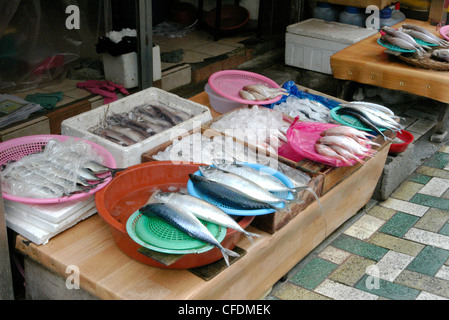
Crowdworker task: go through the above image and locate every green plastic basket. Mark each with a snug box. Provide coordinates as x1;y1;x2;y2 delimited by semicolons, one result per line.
126;210;227;255
377;38;416;53
330;106;387;132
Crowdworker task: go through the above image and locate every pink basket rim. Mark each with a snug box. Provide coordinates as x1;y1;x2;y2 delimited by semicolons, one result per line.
208;70;283;105
0;134;116;205
440;25;449;41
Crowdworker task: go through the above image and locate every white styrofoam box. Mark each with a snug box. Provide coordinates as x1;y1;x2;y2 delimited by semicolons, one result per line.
285;19;377;74
61;87;213;167
6;207;97;245
4;196;95;231
103;45;162;88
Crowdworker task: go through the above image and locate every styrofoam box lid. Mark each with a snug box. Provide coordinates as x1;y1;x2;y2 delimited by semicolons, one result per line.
286;18;378;45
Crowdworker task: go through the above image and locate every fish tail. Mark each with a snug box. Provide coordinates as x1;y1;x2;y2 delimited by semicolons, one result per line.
220;246;240;267
303;186;323;212
242;230;262;245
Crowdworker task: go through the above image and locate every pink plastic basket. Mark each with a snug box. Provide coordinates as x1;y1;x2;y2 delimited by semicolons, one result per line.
286;121;370;167
440;25;449;41
0;135;116;204
208;70;283;105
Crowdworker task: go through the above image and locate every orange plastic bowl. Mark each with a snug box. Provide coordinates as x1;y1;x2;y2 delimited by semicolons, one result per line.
95;161;254;269
389;130;414;153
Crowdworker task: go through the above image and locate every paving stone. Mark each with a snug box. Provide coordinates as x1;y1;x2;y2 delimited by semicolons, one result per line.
343;214;385;240
406;118;436;135
270;282;330;300
439;223;449;236
368;232;425;257
413;208;449;233
367;251;414;282
378;212;420;237
407;172;433;185
406;246;449;277
290;257;338;291
415;291;448;300
395;269;449;299
367;205;397;221
418;177;449;197
423;152;449;170
355;274;420;300
416;166;449;179
403;228;449;251
391;181;423;201
410;193;449;211
331;234;388;261
329;255;375;286
379;198;429;217
315;279;378;300
439;146;449;154
318;246;351;265
435;265;449;281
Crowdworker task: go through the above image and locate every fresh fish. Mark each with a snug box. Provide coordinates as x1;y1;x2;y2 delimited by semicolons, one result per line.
189;174;279;211
239;90;257;101
344;101;395;117
152;191;261;244
315;143;353;166
401;24;449;47
381;34;419;52
211;161;323;211
240;84;288;101
331;145;366;164
431;49;449;63
109;125;148;142
343;105;403;131
148;105;180;126
140;202;240;266
199;166;292;205
336;108;391;141
321;126;377;144
381;26;430;52
317;135;376;157
107;114;153;138
94;127;136;146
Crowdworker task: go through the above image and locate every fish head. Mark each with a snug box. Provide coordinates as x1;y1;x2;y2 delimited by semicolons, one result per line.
152;191;174;203
198;165;217;178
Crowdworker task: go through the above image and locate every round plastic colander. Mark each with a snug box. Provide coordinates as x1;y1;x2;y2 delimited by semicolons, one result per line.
0;135;116;204
208;70;284;105
126;210;227;255
330;106;387;133
187;163;294;216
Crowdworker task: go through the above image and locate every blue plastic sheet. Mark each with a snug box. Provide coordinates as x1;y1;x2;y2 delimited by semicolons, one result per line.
269;81;341;110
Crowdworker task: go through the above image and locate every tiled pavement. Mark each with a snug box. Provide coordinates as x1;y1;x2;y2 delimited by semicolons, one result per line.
265;145;449;300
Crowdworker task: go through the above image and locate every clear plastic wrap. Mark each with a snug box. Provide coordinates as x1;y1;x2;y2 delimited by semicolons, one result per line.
0;0;104;92
1;138;106;199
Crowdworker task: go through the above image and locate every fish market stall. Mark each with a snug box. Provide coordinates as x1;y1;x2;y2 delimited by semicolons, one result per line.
330;18;449;143
13;80;393;300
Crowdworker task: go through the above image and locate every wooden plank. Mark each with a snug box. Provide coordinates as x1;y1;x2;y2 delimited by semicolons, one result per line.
330;19;449;104
46;100;91;134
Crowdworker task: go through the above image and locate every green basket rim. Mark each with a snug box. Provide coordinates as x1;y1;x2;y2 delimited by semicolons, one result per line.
126;210;227;255
330;106;387;132
377;38;416;53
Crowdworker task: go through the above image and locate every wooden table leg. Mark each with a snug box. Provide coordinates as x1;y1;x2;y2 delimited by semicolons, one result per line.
431;101;449;143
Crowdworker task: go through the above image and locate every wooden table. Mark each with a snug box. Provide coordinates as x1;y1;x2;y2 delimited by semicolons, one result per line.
330;19;449;142
14;91;390;300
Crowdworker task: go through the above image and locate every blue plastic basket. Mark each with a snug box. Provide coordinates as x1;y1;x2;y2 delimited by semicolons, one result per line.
187;163;295;216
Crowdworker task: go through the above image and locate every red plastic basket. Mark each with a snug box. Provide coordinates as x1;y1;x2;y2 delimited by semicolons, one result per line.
208;70;283;105
0;135;116;204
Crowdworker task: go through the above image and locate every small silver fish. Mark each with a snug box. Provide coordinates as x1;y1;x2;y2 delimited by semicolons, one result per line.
381;34;419;52
431;49;449;63
240;84;288;101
